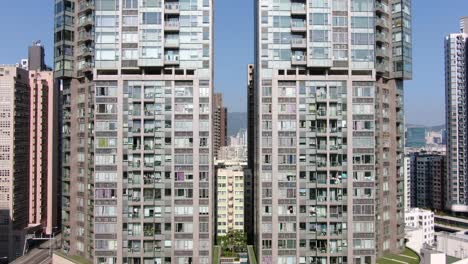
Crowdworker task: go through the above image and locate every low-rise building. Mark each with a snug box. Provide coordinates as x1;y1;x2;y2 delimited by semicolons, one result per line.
436;231;468;260
405;208;435;247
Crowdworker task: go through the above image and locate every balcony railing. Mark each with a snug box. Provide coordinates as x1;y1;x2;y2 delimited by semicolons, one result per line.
291;38;306;47
165;3;180;12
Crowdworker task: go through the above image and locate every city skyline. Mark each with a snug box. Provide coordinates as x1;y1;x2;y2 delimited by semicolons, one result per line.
0;1;467;125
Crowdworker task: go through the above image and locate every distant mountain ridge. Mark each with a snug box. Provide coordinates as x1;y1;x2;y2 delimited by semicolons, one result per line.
228;112;247;136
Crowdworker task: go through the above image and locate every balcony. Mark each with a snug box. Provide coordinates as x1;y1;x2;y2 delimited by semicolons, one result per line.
165;20;180;31
78;62;93;73
376;33;388;43
291;3;306;15
165;3;180;14
376;48;389;59
376;2;390;14
78;31;94;43
291;38;307;49
79;46;94;58
79;0;95;13
291;54;306;65
375;18;389;29
165;38;180;48
79;16;94;28
165;54;180;65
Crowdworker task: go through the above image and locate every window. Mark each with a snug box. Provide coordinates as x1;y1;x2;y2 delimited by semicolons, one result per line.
122;32;138;43
352;33;374;45
351;17;373;28
352;0;373;12
142;12;161;25
310;30;329;42
123;16;138;26
123;0;138;9
141;29;161;41
141;47;161;59
96;49;117;61
142;0;161;8
273;16;291;28
96;15;117;27
352;49;374;62
311;47;329;59
96;32;117;43
310;13;328;25
96;0;117;11
122;49;138;60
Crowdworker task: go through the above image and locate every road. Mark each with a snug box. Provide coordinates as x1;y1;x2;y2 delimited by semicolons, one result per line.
10;235;61;264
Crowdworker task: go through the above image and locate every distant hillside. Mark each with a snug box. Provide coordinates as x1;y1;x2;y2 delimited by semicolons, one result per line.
228;112;247;136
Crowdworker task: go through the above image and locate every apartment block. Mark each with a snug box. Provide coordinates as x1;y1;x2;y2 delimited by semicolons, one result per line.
445;17;468;213
28;70;59;236
213;93;228;159
54;0;214;263
408;151;446;211
0;62;58;262
251;0;411;263
215;160;246;237
0;66;31;262
404;155;411;211
405;208;435;246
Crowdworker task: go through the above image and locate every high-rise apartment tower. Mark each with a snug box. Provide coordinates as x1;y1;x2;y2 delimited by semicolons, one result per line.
445;17;468;213
251;0;412;263
54;0;214;263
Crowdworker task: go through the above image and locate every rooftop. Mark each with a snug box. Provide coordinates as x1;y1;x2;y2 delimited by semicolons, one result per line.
377;248;420;264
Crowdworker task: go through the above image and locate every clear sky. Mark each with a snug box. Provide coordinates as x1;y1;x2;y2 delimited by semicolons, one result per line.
1;0;468;126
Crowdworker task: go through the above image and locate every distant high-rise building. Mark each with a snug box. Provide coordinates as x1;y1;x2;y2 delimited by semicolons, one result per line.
404;155;411;211
246;64;255;245
251;0;412;262
406;127;427;148
214;93;228;159
0;65;58;262
445;17;468;212
54;0;214;263
28;41;46;71
409;151;446;211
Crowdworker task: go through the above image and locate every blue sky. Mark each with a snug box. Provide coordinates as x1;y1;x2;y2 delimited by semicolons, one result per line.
1;1;468;126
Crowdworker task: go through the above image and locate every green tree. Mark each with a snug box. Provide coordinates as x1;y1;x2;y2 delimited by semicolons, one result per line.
218;230;247;257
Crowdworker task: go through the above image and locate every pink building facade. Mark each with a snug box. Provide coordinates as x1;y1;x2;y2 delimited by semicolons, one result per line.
28;70;58;235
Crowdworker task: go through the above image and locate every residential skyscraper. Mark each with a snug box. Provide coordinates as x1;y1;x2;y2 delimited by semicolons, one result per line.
213;93;228;159
28;70;59;236
251;0;411;263
54;0;214;263
0;66;31;262
445;17;468;213
0;65;58;262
